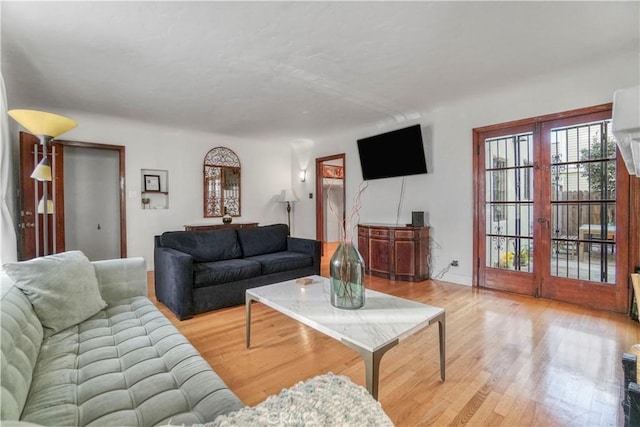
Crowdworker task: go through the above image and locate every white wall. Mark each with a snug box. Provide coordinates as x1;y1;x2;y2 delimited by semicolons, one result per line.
291;49;640;286
6;50;637;278
19;113;293;270
323;179;343;241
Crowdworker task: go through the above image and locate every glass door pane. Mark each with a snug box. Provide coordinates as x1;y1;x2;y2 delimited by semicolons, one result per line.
548;120;616;284
484;133;534;272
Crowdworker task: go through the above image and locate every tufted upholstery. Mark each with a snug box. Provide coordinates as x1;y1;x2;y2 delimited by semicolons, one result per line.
1;257;244;426
1;276;44;421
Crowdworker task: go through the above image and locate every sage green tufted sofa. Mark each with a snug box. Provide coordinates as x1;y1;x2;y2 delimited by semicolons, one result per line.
0;256;243;426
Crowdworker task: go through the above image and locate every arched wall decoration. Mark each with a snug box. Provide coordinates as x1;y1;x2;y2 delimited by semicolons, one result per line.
203;147;241;217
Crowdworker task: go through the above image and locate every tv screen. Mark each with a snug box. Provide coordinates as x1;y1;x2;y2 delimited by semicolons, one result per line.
357;124;427;180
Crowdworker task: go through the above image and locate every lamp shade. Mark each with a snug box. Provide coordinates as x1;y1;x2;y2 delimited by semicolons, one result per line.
8;109;77;138
279;189;298;203
30;157;52;181
37;197;54;214
612;86;640;176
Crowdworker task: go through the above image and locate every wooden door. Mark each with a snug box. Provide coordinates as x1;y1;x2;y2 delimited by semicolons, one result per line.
538;111;629;311
475;123;537;296
474;105;631;313
19;132;65;259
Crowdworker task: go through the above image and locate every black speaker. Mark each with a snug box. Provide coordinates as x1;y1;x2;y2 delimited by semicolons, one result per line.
411;211;425;227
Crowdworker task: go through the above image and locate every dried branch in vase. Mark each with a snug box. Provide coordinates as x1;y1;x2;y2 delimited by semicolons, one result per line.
326;180;368;244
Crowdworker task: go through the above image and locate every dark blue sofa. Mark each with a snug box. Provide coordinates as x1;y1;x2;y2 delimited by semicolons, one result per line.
154;223;320;320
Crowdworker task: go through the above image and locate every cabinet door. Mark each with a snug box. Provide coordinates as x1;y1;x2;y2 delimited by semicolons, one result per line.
357;231;369;272
366;227;390;274
395;240;417;276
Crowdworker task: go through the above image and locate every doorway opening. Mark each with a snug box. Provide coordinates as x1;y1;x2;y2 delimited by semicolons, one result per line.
315;154;345;257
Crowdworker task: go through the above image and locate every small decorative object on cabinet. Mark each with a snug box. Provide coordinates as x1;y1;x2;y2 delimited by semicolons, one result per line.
358;223;430;281
222;208;232;224
141;169;169;209
329;242;365;309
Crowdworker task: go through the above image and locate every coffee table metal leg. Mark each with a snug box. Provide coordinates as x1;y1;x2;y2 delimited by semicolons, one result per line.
430;311;446;382
246;297;253;349
343;338;398;400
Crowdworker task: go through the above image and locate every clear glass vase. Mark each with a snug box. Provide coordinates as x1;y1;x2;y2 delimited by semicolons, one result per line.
329;242;365;309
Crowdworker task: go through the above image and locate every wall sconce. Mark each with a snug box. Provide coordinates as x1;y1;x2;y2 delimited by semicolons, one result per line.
299;169;307;182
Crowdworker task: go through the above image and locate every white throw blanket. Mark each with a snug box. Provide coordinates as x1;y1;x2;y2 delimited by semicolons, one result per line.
211;373;394;426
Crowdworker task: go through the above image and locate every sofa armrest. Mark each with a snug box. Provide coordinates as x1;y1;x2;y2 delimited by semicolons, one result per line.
92;257;147;303
154;247;194;320
287;237;321;275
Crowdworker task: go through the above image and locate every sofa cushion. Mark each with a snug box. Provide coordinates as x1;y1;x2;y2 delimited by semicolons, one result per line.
193;259;262;288
237;224;288;258
160;229;241;263
19;296;244;426
2;251;107;339
245;251;313;275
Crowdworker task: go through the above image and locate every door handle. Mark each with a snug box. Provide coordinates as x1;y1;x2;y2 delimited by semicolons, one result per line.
537;218;548;225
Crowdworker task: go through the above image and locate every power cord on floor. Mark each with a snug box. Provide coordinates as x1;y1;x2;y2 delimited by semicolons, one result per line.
428;236;451;280
432;264;451;280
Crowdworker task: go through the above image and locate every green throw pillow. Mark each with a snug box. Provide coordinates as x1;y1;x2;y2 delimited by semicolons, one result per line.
3;250;107;338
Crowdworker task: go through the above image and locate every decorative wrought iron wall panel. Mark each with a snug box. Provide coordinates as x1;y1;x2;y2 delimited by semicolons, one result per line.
204;147;241;218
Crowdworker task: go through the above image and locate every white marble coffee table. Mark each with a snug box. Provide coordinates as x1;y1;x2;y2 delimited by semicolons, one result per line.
245;275;445;399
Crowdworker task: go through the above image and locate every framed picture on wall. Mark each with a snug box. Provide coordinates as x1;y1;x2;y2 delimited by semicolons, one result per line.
144;174;161;192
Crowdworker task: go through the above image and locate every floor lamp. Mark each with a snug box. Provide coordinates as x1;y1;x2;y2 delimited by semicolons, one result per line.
8;109;77;256
278;189;298;235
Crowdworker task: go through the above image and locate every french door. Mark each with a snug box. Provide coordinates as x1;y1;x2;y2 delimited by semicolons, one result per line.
474;105;631;312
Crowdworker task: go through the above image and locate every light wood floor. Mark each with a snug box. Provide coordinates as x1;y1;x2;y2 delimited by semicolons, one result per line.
148;246;639;426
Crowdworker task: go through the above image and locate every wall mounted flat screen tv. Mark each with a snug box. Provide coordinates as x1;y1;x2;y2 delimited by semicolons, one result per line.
357;124;427;180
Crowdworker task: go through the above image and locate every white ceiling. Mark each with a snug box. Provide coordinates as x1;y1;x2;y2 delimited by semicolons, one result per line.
2;1;639;143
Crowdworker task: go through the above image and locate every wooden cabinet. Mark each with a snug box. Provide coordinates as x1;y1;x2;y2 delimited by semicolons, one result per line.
184;222;258;231
357;223;430;281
